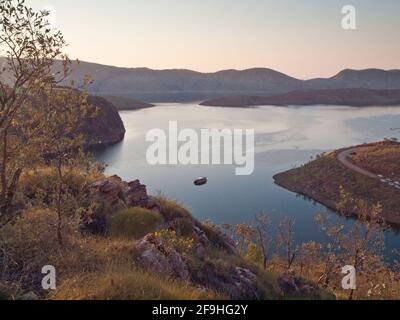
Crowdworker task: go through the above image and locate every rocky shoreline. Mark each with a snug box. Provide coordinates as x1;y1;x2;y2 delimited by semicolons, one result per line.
82;95;126;147
273;174;339;213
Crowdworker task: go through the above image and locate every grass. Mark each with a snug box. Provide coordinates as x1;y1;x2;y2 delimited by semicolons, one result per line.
1;208;222;300
156;196;192;221
51;266;224;300
109;208;164;239
350;140;400;180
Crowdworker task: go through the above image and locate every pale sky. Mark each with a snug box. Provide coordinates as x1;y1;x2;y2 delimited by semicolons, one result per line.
30;0;400;79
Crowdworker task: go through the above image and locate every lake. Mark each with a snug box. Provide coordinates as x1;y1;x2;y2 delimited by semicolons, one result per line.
93;103;400;260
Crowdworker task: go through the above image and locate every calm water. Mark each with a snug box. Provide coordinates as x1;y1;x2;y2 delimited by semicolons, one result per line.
93;103;400;260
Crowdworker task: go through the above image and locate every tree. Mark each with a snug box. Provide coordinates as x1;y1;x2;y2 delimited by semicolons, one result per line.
337;189;386;300
38;86;93;247
255;213;272;269
314;213;344;289
234;223;257;255
277;217;298;271
0;0;67;226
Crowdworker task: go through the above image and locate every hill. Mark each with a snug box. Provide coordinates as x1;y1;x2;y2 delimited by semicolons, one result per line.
2;57;400;103
200;88;400;107
43;59;400;102
82;95;126;147
328;69;400;89
60;61;304;102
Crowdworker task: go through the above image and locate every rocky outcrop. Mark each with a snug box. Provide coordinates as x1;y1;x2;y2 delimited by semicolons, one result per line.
136;234;190;281
81;95;126;147
89;175;155;209
80;175;158;234
278;272;323;298
134;232;263;299
189;262;262;300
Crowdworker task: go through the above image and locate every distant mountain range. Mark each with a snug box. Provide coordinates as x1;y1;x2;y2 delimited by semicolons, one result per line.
55;60;400;103
1;57;400;103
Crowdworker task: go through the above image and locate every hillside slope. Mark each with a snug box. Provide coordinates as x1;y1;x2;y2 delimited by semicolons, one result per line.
1;173;333;301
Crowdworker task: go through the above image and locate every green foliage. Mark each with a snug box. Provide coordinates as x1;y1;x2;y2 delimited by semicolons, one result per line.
245;242;264;264
0;0;68;226
20;168;87;207
109;208;164;240
154;229;194;254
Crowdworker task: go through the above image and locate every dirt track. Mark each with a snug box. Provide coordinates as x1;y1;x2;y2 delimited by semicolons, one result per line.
337;148;377;179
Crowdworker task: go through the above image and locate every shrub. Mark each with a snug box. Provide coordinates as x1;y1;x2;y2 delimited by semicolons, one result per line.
109;208;164;239
0;208;79;293
156;197;192;221
153;197;206;239
20;168;87;203
18;167;95;221
154;230;194;254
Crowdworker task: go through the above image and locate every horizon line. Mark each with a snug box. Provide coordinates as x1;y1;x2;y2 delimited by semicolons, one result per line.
1;55;400;81
65;58;400;81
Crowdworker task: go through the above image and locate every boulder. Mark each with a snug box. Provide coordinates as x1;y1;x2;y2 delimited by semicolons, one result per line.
136;234;190;281
278;271;321;297
189;262;260;300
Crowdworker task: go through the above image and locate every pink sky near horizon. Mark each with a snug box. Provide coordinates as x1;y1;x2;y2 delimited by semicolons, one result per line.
29;0;400;79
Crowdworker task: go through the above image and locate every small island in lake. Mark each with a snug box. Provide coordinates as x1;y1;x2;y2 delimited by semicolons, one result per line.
102;95;154;111
201;88;400;108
